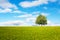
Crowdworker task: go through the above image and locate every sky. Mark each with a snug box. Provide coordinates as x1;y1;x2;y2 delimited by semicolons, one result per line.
0;0;60;26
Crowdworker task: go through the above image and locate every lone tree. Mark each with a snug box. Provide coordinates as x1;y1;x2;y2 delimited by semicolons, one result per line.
35;14;47;26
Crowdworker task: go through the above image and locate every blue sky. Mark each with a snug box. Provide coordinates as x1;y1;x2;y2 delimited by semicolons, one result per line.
0;0;60;26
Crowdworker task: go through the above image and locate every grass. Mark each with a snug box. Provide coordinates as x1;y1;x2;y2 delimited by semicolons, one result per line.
0;26;60;40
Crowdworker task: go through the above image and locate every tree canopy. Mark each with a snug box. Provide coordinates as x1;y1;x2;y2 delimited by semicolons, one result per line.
36;14;47;25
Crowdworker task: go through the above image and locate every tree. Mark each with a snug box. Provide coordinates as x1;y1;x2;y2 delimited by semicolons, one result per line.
35;14;47;26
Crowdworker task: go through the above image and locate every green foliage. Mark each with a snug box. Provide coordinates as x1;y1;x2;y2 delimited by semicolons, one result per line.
0;26;60;40
36;14;47;25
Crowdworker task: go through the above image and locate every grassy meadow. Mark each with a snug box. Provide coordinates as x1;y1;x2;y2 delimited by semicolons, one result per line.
0;26;60;40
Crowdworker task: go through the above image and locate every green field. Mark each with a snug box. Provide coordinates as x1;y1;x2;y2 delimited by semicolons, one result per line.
0;26;60;40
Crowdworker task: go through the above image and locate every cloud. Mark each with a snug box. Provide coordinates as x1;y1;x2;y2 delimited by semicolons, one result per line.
0;8;12;13
19;0;48;8
12;10;23;13
14;13;39;25
0;20;25;26
12;10;28;14
15;14;33;18
46;20;60;26
0;0;18;9
19;0;57;8
0;0;20;13
0;13;37;26
47;20;52;24
0;19;36;26
41;13;49;16
0;8;26;13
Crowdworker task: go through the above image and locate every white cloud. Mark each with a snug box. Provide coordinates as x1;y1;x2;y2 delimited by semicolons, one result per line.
14;13;39;25
19;0;48;8
47;20;52;25
0;8;12;13
0;8;26;13
46;20;60;26
26;17;36;24
12;10;23;13
0;20;36;26
19;0;57;8
0;20;25;26
0;0;20;13
15;14;33;18
41;13;49;16
0;13;37;26
0;0;18;9
32;11;40;15
12;10;27;14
